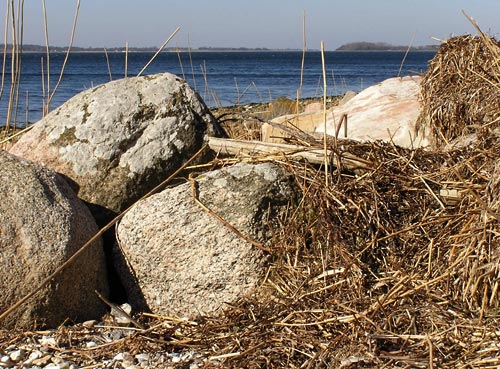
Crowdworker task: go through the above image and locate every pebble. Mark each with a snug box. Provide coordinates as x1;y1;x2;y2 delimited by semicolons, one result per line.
23;350;43;365
39;336;57;347
82;320;97;328
111;330;124;341
0;356;13;368
135;353;149;363
32;354;52;366
111;303;135;325
113;352;126;361
112;351;135;368
52;357;75;369
9;349;25;362
0;318;209;369
45;364;61;369
85;341;98;348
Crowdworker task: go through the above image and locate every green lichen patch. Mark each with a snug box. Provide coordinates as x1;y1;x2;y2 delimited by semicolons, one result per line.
53;127;77;147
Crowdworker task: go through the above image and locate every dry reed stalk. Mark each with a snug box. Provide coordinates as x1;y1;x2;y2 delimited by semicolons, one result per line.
251;81;263;102
175;45;185;80
24;89;27;126
124;41;128;77
187;33;197;90
397;31;415;78
136;26;180;77
235;82;253;103
416;33;500;147
463;11;500;74
4;0;19;129
320;41;328;186
297;10;306;114
40;56;45;110
10;0;24;130
331;70;338;96
94;290;145;330
234;78;242;105
188;172;270;253
200;60;209;102
200;61;221;107
41;0;50;115
103;48;112;81
46;0;80;110
0;0;9;103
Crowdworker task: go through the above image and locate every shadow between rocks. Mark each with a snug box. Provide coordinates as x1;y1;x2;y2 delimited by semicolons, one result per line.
83;200;151;313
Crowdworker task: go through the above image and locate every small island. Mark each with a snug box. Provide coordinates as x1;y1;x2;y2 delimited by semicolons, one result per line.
336;42;439;52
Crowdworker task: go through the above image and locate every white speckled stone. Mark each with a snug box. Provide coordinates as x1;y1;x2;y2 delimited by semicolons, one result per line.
10;73;219;223
116;162;298;318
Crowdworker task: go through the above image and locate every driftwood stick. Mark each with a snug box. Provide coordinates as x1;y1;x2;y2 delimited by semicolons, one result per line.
95;290;145;330
207;137;372;170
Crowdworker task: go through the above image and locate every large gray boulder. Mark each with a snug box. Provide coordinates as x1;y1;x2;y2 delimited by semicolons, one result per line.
10;73;221;224
115;162;298;318
0;150;108;329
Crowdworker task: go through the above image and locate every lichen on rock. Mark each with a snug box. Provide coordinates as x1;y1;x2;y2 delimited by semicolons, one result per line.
10;72;221;223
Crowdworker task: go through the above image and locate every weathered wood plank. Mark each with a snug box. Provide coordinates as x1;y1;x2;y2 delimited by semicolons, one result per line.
207;137;372;170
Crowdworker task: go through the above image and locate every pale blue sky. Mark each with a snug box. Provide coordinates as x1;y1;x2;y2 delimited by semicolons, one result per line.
1;1;499;50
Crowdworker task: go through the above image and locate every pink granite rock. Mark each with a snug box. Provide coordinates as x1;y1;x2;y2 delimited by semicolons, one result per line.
318;76;426;148
263;76;429;148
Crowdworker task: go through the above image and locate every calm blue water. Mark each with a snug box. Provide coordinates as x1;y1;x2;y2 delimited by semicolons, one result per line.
0;51;434;126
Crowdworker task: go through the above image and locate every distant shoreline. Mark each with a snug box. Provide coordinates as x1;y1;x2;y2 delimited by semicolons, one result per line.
4;49;437;54
1;44;303;53
336;41;439;52
0;42;439;53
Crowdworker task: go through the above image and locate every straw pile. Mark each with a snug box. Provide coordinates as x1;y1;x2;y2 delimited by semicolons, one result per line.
416;35;500;147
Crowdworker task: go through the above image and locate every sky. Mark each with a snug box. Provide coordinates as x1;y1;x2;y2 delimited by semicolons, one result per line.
0;0;499;50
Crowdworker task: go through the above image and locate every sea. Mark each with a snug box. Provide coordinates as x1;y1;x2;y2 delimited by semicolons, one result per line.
0;50;435;126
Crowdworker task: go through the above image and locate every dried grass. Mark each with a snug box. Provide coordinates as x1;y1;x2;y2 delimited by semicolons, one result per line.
3;134;500;368
416;35;500;147
172;133;500;368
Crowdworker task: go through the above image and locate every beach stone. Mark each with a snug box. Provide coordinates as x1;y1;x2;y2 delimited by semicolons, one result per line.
304;101;322;113
0;355;13;367
338;90;357;106
115;162;298;318
263;76;429;148
9;350;25;363
9;72;221;225
319;75;426;147
23;351;43;366
0;150;108;329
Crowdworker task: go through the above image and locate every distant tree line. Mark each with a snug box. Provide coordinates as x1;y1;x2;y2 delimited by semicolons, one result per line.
336;42;439;51
0;44;165;52
198;46;271;51
0;44;302;53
